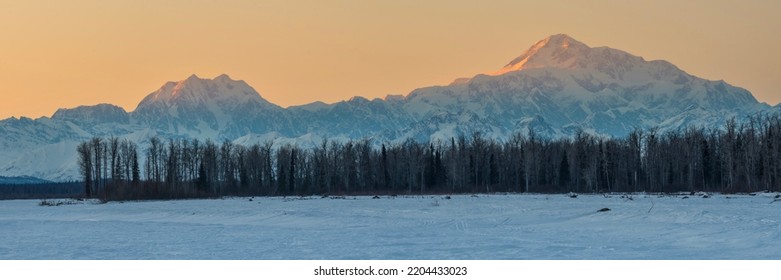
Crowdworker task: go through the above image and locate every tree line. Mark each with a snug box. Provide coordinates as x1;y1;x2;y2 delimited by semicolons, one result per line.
77;114;781;200
0;182;83;200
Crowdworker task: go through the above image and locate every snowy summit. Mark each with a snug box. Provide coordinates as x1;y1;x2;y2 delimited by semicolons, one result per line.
495;34;592;74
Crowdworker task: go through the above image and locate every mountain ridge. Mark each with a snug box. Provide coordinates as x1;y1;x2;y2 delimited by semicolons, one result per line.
0;34;776;181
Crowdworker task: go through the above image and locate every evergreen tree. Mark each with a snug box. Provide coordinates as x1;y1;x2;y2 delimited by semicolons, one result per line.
559;153;570;188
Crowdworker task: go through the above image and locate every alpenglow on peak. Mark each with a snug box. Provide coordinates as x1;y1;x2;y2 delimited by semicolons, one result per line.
493;34;590;75
136;74;267;108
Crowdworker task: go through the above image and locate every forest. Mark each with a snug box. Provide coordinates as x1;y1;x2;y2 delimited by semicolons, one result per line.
76;114;781;201
0;182;83;200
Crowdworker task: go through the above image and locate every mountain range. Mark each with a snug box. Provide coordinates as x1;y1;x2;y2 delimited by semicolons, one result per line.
0;34;776;182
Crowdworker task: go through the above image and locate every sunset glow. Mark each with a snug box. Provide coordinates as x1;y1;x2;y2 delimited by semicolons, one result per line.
1;0;779;119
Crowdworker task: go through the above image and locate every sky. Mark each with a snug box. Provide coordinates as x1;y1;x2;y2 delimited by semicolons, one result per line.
1;0;779;119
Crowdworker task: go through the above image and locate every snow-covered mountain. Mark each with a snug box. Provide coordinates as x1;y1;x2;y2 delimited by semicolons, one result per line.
133;74;290;139
0;34;776;182
400;34;766;138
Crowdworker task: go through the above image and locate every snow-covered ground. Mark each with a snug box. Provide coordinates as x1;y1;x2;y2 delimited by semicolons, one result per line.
1;193;779;259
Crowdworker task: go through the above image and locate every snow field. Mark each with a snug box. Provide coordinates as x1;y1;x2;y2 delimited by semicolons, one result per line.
0;193;779;259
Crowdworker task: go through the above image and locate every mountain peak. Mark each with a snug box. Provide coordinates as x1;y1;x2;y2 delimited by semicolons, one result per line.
51;103;130;125
215;73;232;81
136;74;271;110
132;74;281;137
493;34;591;75
536;34;584;49
177;74;236;87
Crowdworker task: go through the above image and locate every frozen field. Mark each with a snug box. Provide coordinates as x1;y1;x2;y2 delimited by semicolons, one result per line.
1;193;780;259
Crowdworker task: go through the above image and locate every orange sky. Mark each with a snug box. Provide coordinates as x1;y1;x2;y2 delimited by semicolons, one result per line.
1;0;779;119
